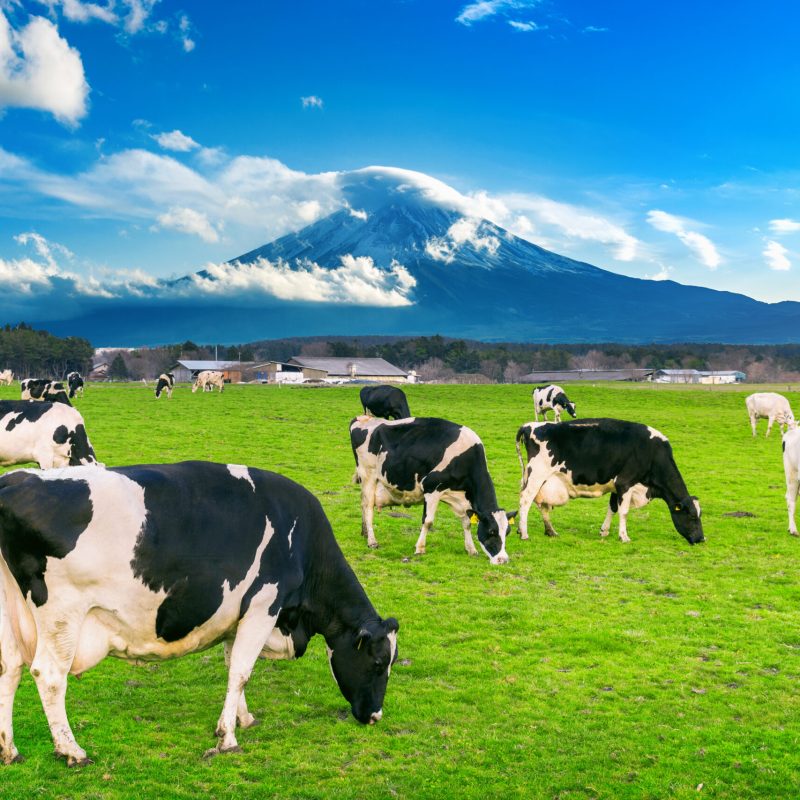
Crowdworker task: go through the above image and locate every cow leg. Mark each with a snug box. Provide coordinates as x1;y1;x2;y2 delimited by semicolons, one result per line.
212;607;277;756
554;409;561;423
0;617;24;765
540;504;558;537
787;472;799;536
30;631;89;766
766;416;774;437
617;489;635;543
600;495;617;538
223;641;258;729
518;473;549;540
460;512;478;556
749;413;757;436
360;480;379;548
415;492;441;555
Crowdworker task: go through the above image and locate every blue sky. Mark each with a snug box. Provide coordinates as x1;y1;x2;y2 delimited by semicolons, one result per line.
1;0;800;305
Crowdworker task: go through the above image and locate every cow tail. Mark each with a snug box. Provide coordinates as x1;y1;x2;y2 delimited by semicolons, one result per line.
515;426;527;479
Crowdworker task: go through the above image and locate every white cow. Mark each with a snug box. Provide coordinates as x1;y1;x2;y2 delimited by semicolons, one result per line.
0;369;13;386
784;428;800;536
0;400;100;468
192;370;225;393
746;392;795;437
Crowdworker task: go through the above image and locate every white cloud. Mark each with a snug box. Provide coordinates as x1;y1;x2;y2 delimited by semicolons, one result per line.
647;209;721;269
508;20;537;31
151;129;200;152
15;231;74;266
156;207;220;243
456;0;539;26
426;217;500;262
39;0;117;25
0;12;89;125
645;263;671;281
301;95;323;109
769;218;800;235
763;240;791;271
178;13;194;52
190;255;416;307
121;0;157;34
583;26;609;33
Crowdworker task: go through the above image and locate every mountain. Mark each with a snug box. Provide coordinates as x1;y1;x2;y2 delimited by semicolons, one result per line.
34;172;800;345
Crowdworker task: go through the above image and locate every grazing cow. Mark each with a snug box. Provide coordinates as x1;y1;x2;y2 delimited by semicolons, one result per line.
192;370;225;393
20;379;71;406
350;416;515;563
154;372;175;399
0;370;13;386
360;385;411;420
0;462;399;766
532;384;577;423
746;392;795;437
0;400;99;468
515;419;704;545
66;371;84;399
784;429;800;536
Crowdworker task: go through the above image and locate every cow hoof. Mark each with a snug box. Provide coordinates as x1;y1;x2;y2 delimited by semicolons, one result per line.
544;530;558;538
519;532;529;541
466;550;478;557
619;536;631;544
790;530;799;537
414;547;425;555
599;530;609;538
368;542;379;549
239;716;259;729
59;754;93;768
1;753;24;765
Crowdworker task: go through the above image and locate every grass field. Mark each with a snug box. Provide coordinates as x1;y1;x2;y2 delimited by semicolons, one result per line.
1;381;799;800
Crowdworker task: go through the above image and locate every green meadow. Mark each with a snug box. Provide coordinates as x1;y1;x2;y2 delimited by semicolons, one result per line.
1;381;799;800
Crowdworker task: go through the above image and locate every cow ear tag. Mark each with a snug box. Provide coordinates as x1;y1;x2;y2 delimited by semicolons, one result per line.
470;513;478;524
674;505;681;511
509;516;515;526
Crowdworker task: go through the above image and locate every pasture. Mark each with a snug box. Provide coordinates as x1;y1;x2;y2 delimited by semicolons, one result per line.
1;381;799;799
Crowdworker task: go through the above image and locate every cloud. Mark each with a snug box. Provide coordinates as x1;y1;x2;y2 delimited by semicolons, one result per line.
151;129;200;152
0;12;89;125
647;210;721;269
15;231;74;266
425;217;501;262
508;20;537;31
583;26;608;33
456;0;540;26
178;13;194;52
38;0;117;24
156;207;220;243
769;218;800;235
763;240;791;271
301;95;323;109
190;255;416;306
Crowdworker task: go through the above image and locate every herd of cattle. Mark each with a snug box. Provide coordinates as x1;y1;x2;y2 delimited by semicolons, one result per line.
0;374;797;767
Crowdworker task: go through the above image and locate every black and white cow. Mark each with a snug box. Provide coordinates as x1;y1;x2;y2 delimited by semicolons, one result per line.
515;419;704;545
532;384;577;423
350;416;515;563
0;462;399;766
154;372;175;399
20;379;71;406
66;371;84;399
0;400;99;468
360;385;411;420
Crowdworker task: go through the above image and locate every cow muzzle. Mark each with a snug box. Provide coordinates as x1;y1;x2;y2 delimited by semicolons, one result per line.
490;552;509;565
369;710;383;725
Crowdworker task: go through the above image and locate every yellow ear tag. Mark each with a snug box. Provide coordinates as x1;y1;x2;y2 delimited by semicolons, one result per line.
509;516;515;526
470;514;478;524
674;505;681;511
357;638;362;650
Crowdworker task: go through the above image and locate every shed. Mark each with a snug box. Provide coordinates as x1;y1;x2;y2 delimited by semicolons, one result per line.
88;362;110;381
288;357;408;383
519;369;651;383
246;362;327;384
170;360;250;383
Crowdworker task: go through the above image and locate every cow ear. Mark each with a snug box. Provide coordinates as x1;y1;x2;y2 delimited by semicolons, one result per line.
506;510;518;525
355;628;372;650
383;617;399;633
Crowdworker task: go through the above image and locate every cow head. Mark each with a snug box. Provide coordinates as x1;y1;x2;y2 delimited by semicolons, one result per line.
326;617;399;725
470;509;516;564
554;393;577;418
669;496;704;544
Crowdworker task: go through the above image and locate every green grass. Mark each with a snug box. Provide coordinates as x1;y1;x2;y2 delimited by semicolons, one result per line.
1;381;799;800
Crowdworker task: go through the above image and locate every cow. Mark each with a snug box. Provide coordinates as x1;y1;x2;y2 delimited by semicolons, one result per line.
0;370;13;386
532;384;577;423
20;379;71;406
0;461;399;766
66;371;84;399
515;419;704;545
154;372;175;399
192;370;225;393
350;416;515;564
783;428;800;536
746;392;795;437
360;385;411;420
0;400;99;469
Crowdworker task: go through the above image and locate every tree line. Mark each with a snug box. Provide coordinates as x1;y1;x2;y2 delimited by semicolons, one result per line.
0;323;93;379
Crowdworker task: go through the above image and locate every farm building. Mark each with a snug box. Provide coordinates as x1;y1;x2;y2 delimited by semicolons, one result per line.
287;357;409;383
170;360;252;383
650;369;746;384
519;369;651;383
88;361;110;380
246;361;328;384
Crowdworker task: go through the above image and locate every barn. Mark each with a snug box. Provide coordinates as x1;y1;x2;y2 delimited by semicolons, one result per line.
170;360;248;383
287;357;409;383
650;369;746;384
247;362;328;384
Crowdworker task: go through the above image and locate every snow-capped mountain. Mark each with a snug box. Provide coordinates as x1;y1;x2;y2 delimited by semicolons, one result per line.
28;167;800;344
